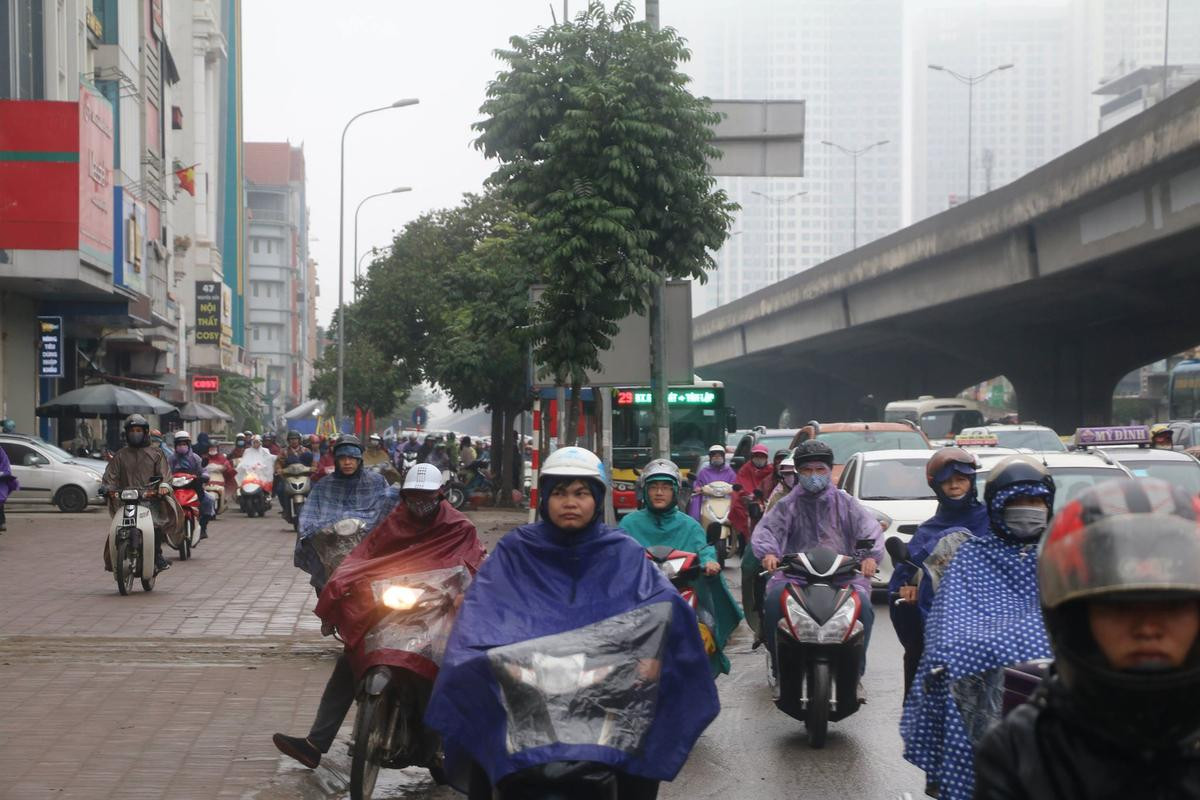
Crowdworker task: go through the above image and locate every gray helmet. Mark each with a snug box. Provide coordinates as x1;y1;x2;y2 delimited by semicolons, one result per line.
639;458;682;489
124;413;150;433
0;418;15;433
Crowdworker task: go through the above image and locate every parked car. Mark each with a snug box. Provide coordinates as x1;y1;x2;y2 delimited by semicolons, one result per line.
958;424;1066;452
974;450;1132;512
729;427;798;470
0;434;106;512
1099;445;1200;496
838;449;938;594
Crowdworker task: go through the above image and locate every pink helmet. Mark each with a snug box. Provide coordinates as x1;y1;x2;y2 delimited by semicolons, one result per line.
750;443;770;456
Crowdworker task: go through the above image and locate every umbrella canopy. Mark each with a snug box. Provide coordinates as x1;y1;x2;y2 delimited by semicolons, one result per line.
36;383;176;418
179;401;234;422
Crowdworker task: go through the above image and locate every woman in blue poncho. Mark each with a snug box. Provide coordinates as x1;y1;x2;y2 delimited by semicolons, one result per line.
620;458;743;677
426;447;718;799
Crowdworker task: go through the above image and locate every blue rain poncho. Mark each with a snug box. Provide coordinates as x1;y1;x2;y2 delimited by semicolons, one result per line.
899;530;1051;800
425;517;719;791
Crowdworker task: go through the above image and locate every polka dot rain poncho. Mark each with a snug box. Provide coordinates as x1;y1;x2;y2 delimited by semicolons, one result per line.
899;484;1053;800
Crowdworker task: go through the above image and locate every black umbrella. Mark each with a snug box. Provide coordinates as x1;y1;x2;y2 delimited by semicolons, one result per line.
36;383;176;417
179;401;234;422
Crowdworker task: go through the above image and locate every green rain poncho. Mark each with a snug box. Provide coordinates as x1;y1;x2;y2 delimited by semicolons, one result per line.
620;483;743;677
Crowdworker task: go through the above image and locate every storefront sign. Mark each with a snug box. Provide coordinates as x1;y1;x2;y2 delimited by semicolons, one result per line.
192;375;220;393
37;316;64;378
195;281;222;344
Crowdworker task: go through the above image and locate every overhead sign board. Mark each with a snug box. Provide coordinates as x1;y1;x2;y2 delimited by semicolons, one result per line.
195;281;222;344
530;282;694;388
37;316;64;378
192;375;220;393
616;389;719;406
707;99;805;178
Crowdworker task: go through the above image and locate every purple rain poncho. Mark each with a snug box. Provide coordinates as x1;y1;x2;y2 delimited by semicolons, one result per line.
0;445;18;504
750;482;883;597
686;462;737;519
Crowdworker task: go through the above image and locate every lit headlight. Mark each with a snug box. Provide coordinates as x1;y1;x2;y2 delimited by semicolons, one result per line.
381;585;423;610
119;489;141;501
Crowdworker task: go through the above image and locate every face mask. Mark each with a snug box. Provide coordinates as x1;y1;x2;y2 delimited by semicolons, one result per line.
752;457;767;469
798;473;830;494
127;432;146;446
710;457;725;467
236;440;245;448
780;474;796;489
1003;506;1048;540
406;497;440;520
175;444;189;455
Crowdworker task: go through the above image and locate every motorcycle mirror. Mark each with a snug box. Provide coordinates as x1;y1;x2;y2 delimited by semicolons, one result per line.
732;483;743;492
705;522;723;546
885;536;911;566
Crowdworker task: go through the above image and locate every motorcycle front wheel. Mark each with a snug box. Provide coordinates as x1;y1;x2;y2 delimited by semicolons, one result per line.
445;482;466;510
806;661;831;749
179;518;193;561
115;540;135;595
350;693;392;800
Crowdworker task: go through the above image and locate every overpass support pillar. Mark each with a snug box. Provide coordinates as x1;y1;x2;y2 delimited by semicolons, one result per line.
1008;341;1123;432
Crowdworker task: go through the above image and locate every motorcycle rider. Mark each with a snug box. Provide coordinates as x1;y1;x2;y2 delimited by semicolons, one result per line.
425;440;451;471
975;477;1200;799
752;439;883;695
311;435;335;482
417;434;436;463
273;462;485;770
230;432;247;461
1151;423;1175;450
458;436;477;469
170;431;215;540
101;414;173;572
426;447;718;799
200;438;237;502
620;458;743;676
362;433;390;468
900;455;1055;800
275;429;314;502
735;443;775;543
765;456;796;510
889;447;989;695
294;435;399;591
262;432;281;457
686;444;737;520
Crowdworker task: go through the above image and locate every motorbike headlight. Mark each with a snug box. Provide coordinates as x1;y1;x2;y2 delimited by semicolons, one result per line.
817;596;862;644
783;594;821;642
507;652;615;695
119;489;141;501
381;584;423;610
871;508;893;531
660;557;688;578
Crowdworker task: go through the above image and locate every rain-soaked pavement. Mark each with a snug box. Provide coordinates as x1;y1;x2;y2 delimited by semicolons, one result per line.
0;504;927;799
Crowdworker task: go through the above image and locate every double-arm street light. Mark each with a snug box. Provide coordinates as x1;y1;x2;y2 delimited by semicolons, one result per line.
821;139;889;250
927;63;1013;201
749;190;807;283
337;98;419;425
353;187;411;300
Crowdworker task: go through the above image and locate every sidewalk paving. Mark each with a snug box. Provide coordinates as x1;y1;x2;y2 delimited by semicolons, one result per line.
0;503;526;799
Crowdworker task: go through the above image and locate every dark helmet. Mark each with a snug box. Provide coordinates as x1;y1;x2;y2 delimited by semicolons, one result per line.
1039;478;1200;746
124;413;150;432
263;432;276;442
792;439;834;468
983;455;1055;536
927;446;980;504
332;434;364;461
286;429;301;442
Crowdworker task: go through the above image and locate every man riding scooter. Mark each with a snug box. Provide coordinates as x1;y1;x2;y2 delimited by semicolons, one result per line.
170;431;215;541
275;430;315;507
752;439;883;701
101;414;174;573
362;434;390;468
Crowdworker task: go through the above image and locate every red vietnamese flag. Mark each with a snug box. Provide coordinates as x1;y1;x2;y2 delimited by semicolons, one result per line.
174;163;197;196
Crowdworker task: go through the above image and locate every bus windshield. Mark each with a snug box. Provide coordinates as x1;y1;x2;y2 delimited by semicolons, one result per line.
920;409;984;439
611;387;728;472
1169;361;1200;420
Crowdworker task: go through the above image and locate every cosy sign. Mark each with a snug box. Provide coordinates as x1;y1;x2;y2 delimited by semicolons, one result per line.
192;375;220;393
195;281;222;344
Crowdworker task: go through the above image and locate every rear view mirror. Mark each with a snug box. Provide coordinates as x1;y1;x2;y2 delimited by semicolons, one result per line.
885;536;912;566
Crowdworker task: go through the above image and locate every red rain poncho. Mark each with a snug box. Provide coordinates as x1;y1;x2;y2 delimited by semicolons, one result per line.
733;458;775;535
315;501;485;679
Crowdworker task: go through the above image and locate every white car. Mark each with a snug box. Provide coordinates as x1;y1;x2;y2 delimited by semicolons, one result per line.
958;424;1067;452
838;449;938;593
974;451;1132;512
0;434;106;512
1097;446;1200;496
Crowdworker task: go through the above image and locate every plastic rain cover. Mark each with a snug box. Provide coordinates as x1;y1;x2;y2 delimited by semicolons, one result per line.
364;565;473;667
487;601;673;757
309;518;369;582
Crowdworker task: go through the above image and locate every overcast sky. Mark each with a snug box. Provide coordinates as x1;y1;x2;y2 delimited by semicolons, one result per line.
242;1;568;328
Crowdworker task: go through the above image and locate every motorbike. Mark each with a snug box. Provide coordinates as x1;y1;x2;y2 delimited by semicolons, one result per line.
460;458;496;506
399;451;419;479
106;478;163;595
697;480;736;567
237;460;274;517
204;463;228;517
169;472;202;561
304;518;370;590
279;463;314;531
366;461;402;486
758;545;870;748
645;546;716;657
346;565;473;799
440;469;466;511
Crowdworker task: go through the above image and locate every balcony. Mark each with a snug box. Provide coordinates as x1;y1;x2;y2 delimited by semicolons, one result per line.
247;208;288;223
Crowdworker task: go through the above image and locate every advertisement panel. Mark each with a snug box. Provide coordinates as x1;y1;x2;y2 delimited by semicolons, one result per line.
195;281;222;345
118;189;148;295
78;85;114;269
220;282;233;341
37;317;65;378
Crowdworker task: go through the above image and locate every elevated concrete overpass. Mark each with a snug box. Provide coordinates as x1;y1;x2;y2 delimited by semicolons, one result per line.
694;80;1200;432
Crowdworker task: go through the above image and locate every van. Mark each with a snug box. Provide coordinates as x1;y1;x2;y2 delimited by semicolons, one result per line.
883;396;985;441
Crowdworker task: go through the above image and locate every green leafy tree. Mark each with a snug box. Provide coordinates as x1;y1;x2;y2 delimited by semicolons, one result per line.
475;0;736;438
309;333;411;422
213;374;266;433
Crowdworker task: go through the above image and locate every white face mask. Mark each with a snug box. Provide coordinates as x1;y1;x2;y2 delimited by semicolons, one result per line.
1003;506;1048;540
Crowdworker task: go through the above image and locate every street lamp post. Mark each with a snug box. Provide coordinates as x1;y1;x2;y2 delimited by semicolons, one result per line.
337;98;418;427
927;63;1013;200
749;190;806;283
353;187;411;300
821;139;889;250
357;244;395;278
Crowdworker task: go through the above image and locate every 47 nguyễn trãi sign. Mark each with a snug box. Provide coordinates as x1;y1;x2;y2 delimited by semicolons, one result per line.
195;281;222;344
37;317;64;378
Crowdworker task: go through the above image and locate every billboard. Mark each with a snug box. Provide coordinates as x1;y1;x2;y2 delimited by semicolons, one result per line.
115;188;148;295
78;85;114;268
194;281;222;344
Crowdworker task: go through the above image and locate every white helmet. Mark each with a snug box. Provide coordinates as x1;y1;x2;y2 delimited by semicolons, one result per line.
540;447;606;481
173;430;191;444
403;463;444;492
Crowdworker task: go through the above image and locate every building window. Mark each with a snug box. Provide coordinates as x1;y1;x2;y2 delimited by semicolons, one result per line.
252;238;260;254
252;326;260;341
267;239;275;254
252;281;259;297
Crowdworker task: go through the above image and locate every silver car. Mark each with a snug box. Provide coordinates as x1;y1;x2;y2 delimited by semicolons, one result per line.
0;434;105;512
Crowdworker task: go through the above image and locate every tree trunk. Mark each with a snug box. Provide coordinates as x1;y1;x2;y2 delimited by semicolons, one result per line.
498;408;515;507
491;408;505;504
566;375;583;447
